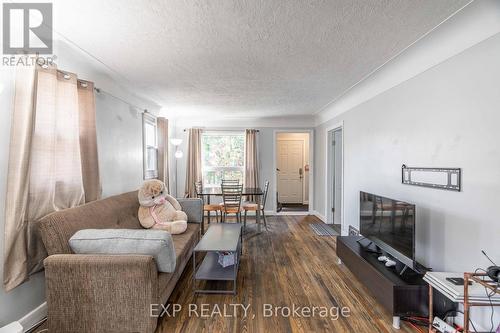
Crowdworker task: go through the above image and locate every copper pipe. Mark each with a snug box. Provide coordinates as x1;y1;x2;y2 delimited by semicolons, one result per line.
464;273;470;333
429;285;434;333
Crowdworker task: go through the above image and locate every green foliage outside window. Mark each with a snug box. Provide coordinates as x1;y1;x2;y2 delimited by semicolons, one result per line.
201;133;245;186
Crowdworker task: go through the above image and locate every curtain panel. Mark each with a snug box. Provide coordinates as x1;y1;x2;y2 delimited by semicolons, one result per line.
157;117;170;193
3;64;100;291
184;128;202;198
78;81;101;202
244;129;260;201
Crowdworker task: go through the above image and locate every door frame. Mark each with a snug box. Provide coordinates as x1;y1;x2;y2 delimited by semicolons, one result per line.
325;122;344;232
273;129;314;215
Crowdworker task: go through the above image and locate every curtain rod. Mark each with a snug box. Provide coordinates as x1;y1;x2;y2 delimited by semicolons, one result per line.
183;128;259;132
94;87;148;114
37;61;149;114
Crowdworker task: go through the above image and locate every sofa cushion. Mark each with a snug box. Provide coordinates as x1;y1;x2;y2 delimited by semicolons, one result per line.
157;223;200;301
69;229;176;273
177;198;203;223
37;191;142;255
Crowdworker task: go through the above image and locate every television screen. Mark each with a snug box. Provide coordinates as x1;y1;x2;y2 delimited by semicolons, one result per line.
359;191;415;267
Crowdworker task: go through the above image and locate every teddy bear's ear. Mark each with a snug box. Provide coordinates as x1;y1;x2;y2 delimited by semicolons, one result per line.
140;180;155;195
141;181;149;194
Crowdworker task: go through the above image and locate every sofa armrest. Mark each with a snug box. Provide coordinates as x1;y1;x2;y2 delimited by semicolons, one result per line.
178;198;203;223
44;254;158;333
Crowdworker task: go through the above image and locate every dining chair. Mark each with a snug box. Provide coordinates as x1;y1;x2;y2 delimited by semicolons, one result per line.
219;179;240;209
243;180;269;231
221;184;243;223
195;181;221;224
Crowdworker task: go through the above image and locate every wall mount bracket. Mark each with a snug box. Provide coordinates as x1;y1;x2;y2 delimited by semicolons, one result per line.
401;165;461;191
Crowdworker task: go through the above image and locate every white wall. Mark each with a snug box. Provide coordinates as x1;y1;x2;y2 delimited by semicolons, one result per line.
95;96;144;198
0;39;159;327
314;32;500;331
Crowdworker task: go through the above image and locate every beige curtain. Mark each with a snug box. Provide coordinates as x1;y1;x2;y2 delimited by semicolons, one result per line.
78;81;101;202
245;129;260;201
157;117;170;193
3;66;37;291
4;64;100;291
184;128;202;198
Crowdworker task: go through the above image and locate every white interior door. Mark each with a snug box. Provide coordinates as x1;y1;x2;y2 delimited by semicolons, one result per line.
333;130;342;224
277;140;304;203
327;128;343;224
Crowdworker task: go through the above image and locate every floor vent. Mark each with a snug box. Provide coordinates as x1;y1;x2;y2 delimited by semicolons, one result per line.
309;223;339;236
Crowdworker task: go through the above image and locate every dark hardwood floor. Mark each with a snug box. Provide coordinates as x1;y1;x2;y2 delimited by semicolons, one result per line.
156;215;416;333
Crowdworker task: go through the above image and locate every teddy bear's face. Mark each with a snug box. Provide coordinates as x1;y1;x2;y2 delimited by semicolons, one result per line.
138;179;167;207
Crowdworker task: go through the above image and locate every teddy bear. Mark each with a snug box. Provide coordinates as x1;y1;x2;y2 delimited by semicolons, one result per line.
138;179;188;234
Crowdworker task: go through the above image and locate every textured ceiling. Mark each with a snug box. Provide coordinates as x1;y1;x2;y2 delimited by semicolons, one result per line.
53;0;470;119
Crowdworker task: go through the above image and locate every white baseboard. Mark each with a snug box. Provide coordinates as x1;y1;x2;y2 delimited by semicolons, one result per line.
19;302;46;332
312;210;327;222
0;322;23;333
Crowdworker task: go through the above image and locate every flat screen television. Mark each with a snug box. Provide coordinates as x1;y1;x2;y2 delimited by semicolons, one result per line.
359;191;416;268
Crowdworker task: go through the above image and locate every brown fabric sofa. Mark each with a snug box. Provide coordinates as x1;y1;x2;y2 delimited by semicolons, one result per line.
36;191;202;333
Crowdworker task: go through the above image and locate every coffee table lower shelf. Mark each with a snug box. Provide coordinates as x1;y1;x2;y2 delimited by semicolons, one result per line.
193;252;240;294
193;223;242;295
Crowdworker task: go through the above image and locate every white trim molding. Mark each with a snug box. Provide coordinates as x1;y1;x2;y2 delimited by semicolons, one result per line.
19;302;47;332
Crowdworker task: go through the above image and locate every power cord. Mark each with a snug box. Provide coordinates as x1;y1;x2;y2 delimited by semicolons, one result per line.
474;267;497;333
443;309;479;333
485;282;498;333
480;250;500;332
401;315;429;333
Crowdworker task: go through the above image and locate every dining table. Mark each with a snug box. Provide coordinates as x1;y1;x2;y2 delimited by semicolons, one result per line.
197;187;264;234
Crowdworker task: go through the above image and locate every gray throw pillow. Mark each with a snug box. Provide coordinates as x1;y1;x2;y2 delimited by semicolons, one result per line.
69;229;176;273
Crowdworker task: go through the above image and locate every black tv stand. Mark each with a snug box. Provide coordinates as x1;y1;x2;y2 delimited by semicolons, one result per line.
356;237;382;253
337;236;432;329
356;237;372;247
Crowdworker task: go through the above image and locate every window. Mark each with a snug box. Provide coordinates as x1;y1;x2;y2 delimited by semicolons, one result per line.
201;131;245;187
143;113;158;179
